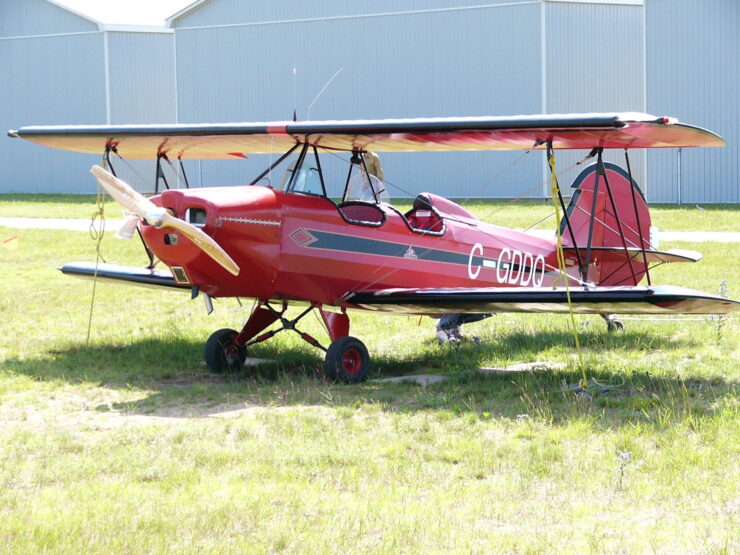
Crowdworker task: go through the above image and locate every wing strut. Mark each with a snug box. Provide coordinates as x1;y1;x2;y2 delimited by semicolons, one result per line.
102;144;156;268
546;142;586;283
583;149;602;280
104;144;118;176
624;150;652;285
155;153;170;193
598;151;639;285
178;157;191;189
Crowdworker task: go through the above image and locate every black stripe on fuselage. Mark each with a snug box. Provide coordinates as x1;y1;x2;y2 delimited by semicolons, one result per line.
303;229;554;276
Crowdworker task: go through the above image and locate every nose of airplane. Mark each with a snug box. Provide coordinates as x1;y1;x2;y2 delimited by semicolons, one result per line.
90;165;240;275
138;183;283;299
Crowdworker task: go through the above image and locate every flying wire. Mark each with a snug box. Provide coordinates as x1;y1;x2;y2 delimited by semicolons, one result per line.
86;155;109;345
546;145;586;386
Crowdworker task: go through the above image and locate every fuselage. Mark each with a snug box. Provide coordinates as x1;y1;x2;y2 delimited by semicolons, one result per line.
140;185;572;305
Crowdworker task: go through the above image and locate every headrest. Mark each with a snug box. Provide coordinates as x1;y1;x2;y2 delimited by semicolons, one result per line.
412;193;433;211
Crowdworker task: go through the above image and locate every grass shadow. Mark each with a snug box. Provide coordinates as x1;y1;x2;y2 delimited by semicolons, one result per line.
3;326;733;430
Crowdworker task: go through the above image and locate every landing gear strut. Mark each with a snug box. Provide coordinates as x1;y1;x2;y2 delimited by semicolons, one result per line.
203;301;370;382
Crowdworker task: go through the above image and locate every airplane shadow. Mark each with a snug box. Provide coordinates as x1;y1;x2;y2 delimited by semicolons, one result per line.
3;329;734;427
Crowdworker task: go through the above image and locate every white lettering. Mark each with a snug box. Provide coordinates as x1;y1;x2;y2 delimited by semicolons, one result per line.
533;255;546;287
508;250;523;284
496;248;511;283
468;242;483;280
520;252;534;286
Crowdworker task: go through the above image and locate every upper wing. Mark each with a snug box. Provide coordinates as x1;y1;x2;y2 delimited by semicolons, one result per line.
349;285;740;315
8;112;724;159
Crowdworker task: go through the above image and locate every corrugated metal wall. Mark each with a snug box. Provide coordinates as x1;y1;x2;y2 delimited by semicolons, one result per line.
0;1;177;193
646;0;738;203
107;31;178;192
1;0;102;193
108;32;177;124
173;1;545;199
545;1;646;196
170;0;680;201
171;0;537;29
1;0;736;201
0;0;97;37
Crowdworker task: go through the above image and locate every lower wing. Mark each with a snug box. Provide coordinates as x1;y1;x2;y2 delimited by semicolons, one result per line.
60;262;739;315
60;262;188;290
349;286;740;315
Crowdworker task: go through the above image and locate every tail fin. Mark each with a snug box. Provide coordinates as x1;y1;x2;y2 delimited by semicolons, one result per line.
562;162;651;286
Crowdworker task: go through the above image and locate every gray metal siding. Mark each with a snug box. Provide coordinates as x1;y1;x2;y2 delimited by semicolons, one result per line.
108;32;177;124
175;2;544;198
1;33;106;193
1;0;98;38
545;1;646;193
646;0;738;203
107;31;178;191
2;0;735;201
171;0;537;29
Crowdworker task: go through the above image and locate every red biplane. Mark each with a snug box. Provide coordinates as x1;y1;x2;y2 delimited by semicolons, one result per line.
9;113;739;381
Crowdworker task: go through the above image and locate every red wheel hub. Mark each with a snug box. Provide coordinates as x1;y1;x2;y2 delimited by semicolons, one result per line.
341;348;362;375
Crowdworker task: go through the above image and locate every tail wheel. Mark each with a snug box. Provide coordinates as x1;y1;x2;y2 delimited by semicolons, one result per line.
205;328;246;373
602;314;625;333
324;336;370;383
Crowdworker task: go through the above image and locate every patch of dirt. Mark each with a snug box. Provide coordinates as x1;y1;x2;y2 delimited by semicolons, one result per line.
479;361;566;375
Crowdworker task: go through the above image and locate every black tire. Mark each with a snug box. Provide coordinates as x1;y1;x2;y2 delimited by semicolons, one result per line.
204;328;246;373
607;319;625;332
324;336;370;383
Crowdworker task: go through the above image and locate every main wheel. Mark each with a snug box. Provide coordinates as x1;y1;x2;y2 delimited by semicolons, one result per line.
205;328;246;373
324;336;370;383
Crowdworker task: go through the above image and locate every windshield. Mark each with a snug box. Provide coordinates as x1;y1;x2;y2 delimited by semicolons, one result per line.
344;173;389;203
250;144;392;203
280;146;326;196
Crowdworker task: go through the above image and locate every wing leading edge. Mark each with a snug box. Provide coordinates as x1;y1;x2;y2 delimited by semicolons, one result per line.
349;286;740;315
9;113;724;159
60;262;189;290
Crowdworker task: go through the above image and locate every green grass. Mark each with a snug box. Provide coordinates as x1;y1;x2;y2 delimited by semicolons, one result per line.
0;199;738;553
0;194;104;219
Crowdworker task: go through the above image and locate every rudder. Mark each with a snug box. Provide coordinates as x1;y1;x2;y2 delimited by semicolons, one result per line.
561;162;651;286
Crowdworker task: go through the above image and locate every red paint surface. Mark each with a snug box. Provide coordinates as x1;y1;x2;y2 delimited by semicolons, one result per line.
137;164;656;309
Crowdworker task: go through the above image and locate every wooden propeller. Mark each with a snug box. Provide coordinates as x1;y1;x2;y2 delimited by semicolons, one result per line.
90;165;240;276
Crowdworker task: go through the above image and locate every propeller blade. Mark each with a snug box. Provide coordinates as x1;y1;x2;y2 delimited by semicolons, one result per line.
159;213;240;276
90;165;157;219
90;165;240;276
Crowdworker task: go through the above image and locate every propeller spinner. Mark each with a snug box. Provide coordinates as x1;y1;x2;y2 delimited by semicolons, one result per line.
90;165;240;276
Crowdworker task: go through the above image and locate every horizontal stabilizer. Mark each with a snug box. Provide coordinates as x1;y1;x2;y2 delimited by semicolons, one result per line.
60;262;189;290
562;246;703;264
350;285;740;315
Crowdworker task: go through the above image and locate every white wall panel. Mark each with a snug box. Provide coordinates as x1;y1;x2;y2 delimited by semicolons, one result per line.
174;2;544;199
170;0;537;29
106;31;178;192
1;33;106;193
545;1;646;194
1;0;97;38
646;0;738;203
